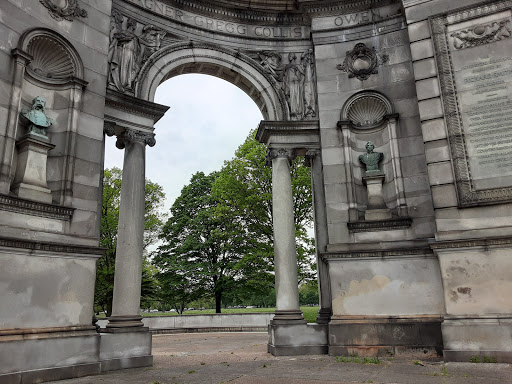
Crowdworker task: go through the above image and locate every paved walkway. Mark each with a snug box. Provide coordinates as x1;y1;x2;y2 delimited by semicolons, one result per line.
51;332;512;384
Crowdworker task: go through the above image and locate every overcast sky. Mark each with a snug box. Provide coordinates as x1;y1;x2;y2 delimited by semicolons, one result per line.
104;74;263;212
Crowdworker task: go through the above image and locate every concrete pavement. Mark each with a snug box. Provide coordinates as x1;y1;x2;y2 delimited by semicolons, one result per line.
49;332;512;384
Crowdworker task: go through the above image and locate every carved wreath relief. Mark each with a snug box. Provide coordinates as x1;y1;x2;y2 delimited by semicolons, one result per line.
337;43;388;81
451;19;511;50
258;50;317;120
39;0;87;21
108;11;166;94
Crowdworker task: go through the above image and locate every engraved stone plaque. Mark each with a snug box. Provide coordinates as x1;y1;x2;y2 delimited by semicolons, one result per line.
432;2;512;206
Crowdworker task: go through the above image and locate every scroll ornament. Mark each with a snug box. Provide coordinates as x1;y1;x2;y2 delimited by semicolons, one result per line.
451;19;511;50
39;0;87;21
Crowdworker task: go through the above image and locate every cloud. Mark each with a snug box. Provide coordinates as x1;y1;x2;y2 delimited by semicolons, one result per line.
104;74;263;212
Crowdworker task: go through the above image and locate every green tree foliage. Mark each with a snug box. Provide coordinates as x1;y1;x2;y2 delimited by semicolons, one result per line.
299;280;319;306
155;131;316;312
154;172;246;313
95;167;166;316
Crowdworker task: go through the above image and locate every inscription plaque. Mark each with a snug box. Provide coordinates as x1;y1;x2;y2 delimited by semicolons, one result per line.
432;2;512;206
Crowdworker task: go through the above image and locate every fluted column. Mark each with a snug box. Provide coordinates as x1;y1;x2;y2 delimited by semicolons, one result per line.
267;147;305;323
106;128;156;330
305;149;332;324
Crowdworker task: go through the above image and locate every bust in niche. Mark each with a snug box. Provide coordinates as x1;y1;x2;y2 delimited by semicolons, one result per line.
359;141;383;174
19;96;53;138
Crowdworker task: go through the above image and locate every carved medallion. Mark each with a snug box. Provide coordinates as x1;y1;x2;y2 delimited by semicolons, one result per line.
336;43;388;81
39;0;87;21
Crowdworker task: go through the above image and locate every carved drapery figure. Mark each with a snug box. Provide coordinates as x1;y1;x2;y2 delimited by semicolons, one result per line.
108;12;166;94
258;49;317;120
20;96;53;137
282;52;305;119
301;49;316;118
140;25;167;62
359;141;383;174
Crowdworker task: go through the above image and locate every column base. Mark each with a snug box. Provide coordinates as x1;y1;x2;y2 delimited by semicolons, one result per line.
328;315;443;358
442;316;512;363
268;322;328;356
271;310;306;325
316;308;332;324
105;315;144;331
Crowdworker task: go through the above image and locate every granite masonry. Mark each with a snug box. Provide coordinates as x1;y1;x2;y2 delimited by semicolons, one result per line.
0;0;511;382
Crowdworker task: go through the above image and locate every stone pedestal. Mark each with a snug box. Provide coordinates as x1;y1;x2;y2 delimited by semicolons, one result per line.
363;173;391;221
11;133;55;203
268;323;328;356
99;329;153;371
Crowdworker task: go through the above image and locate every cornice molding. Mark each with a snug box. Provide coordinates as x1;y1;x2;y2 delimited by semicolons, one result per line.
0;236;104;257
0;194;74;221
321;246;433;261
106;89;169;122
429;236;512;251
347;217;412;232
256;120;320;143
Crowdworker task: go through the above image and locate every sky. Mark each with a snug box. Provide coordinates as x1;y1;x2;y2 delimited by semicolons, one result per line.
104;74;263;213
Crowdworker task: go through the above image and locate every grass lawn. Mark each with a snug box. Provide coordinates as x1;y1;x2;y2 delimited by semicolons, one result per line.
98;306;320;323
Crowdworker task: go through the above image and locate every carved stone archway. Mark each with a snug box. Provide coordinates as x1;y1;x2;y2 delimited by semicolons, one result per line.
135;41;289;121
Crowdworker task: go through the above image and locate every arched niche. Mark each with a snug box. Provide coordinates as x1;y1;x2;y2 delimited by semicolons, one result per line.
135;41;288;121
9;27;87;207
337;91;408;223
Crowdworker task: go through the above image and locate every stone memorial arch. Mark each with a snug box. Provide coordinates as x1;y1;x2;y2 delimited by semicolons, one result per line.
1;0;512;382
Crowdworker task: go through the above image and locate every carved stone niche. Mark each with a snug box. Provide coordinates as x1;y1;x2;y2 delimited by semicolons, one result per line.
337;91;410;230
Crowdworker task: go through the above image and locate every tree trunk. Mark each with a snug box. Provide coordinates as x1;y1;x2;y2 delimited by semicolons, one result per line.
215;290;222;313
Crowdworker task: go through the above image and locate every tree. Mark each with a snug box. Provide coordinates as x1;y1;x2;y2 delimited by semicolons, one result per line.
212;130;316;298
95;167;166;316
154;172;246;313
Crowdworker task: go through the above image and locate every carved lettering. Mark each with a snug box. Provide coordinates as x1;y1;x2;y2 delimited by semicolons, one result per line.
129;0;306;39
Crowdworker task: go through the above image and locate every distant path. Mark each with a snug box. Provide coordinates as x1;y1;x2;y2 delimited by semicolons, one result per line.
50;333;512;384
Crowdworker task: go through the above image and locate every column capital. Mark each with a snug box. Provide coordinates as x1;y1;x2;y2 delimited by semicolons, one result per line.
115;129;156;149
304;148;321;167
265;147;296;166
104;121;116;137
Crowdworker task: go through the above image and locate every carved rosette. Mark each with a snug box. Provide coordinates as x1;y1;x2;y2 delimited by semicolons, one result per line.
115;129;156;149
337;43;388;81
304;148;320;167
39;0;87;21
265;148;296;166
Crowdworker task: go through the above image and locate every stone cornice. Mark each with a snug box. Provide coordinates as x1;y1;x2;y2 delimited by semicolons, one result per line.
348;217;412;232
0;194;74;221
106;89;169;123
0;236;105;257
302;0;399;16
256;120;320;144
429;236;512;251
321;245;433;261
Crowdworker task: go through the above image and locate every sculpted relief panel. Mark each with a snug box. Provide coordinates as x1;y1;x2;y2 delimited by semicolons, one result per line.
258;50;317;120
432;2;512;205
108;11;167;94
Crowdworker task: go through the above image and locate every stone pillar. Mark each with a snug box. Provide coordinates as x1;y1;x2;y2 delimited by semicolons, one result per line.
305;149;332;324
363;173;392;221
266;147;305;323
106;128;156;330
0;49;32;194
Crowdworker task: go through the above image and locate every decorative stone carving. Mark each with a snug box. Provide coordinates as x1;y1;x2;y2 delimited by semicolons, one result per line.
265;148;296;166
20;97;53;137
115;129;156;149
347;96;388;128
304;148;320;167
451;19;511;50
258;50;317;120
26;36;75;81
336;43;388;81
359;142;383;175
108;11;166;95
39;0;87;21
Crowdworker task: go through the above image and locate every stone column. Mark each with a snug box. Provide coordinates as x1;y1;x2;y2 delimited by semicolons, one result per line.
267;147;305;323
305;149;332;324
106;128;156;330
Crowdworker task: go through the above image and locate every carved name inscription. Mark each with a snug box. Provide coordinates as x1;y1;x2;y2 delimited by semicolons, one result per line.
448;11;512;190
127;0;307;39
